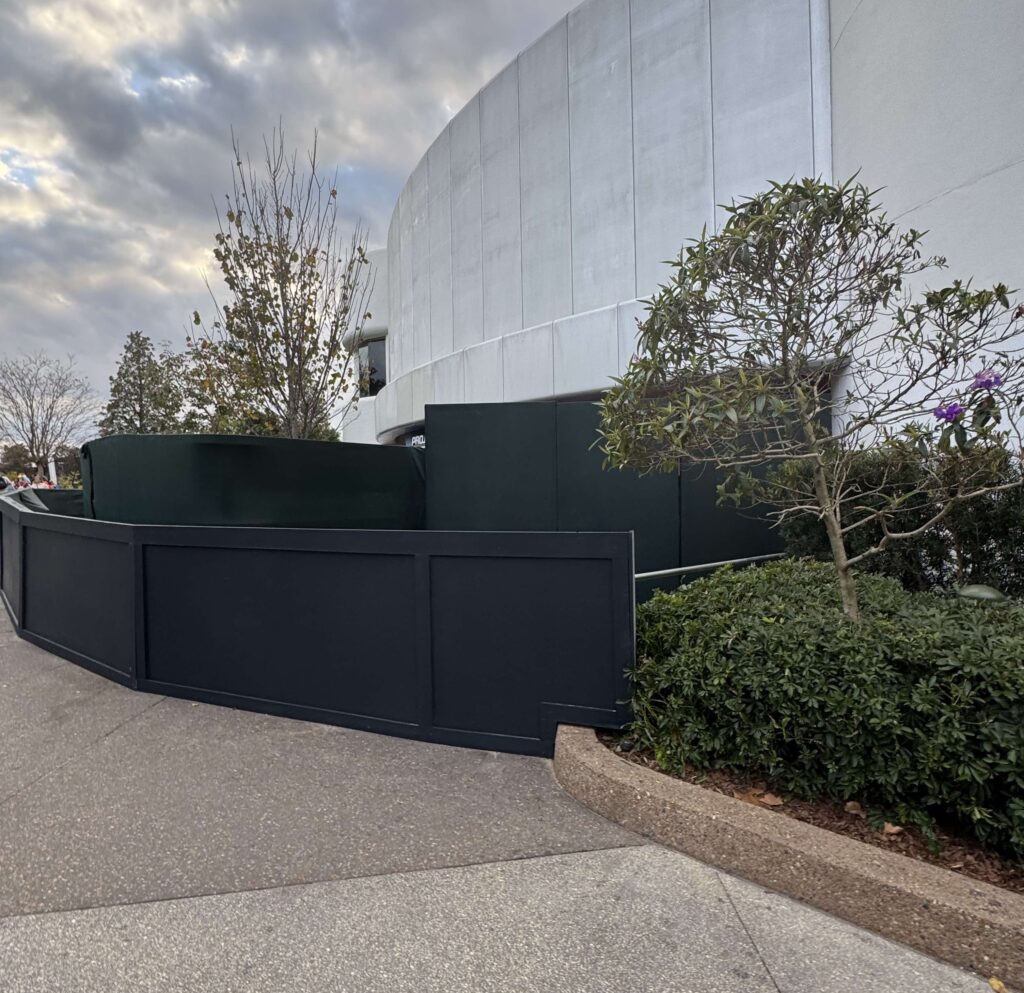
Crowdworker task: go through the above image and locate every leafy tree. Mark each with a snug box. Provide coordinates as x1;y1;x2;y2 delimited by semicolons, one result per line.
600;177;1024;619
188;127;372;439
100;331;189;436
0;442;33;479
0;351;97;479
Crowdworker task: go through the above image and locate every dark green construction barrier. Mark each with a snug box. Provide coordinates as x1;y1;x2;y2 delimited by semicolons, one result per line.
24;489;85;518
81;435;425;528
425;401;780;597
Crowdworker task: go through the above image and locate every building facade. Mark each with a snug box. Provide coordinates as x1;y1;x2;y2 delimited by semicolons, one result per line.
343;0;1024;445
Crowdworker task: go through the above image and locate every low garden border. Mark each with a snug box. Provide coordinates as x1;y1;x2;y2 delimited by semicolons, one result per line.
554;724;1024;987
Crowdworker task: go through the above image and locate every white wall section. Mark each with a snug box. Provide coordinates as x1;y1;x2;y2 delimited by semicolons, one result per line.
376;0;832;441
519;21;573;330
480;62;524;341
830;0;1024;290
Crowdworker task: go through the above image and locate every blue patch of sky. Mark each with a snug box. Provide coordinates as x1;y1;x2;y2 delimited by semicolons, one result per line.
0;149;37;189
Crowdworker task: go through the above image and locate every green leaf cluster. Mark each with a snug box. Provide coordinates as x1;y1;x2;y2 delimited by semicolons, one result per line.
633;559;1024;859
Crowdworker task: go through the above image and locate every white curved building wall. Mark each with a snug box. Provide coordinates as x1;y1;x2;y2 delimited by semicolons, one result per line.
830;0;1024;290
374;0;832;441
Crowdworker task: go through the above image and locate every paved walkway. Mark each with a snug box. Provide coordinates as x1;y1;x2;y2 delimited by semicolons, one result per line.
0;609;990;992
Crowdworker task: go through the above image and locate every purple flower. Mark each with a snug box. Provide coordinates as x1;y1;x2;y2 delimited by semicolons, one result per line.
973;368;1003;391
934;402;965;423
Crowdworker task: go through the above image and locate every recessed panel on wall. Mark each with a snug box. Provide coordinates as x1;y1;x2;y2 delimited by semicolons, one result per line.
710;0;814;224
430;555;618;738
480;62;523;341
631;0;714;297
23;528;133;677
449;99;485;352
427;131;454;360
568;0;636;313
519;19;573;329
410;157;431;368
144;545;420;725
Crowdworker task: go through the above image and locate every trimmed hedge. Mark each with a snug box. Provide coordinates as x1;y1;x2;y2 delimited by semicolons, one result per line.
634;559;1024;859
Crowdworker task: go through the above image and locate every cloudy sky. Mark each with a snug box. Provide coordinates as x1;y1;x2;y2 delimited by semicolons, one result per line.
0;0;578;394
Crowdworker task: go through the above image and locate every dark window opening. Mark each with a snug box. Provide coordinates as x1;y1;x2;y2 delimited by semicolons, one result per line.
358;339;387;397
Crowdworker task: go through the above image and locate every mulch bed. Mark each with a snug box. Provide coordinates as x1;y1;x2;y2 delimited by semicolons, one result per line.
597;731;1024;896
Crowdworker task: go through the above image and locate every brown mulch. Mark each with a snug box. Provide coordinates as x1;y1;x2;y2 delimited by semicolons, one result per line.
596;731;1024;896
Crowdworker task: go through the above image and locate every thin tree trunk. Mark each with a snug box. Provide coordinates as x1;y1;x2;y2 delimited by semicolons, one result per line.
811;459;860;620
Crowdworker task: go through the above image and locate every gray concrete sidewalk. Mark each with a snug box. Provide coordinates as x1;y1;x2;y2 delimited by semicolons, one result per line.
0;609;992;992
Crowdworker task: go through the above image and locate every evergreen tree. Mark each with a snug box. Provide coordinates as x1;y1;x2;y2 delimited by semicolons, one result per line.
100;332;186;435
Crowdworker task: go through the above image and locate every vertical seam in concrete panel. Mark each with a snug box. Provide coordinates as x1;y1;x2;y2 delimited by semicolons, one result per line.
807;0;816;177
564;14;576;313
477;95;485;343
448;123;455;356
515;55;525;333
628;0;638;300
426;157;433;366
810;0;833;181
707;0;717;227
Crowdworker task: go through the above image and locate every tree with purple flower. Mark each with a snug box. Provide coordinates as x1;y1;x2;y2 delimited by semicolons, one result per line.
973;369;1004;391
601;177;1024;620
933;403;966;423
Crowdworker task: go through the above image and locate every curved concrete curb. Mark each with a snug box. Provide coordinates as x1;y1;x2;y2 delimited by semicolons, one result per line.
554;725;1024;988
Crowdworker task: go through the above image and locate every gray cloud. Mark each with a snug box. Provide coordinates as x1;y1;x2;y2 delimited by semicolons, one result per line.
0;0;578;392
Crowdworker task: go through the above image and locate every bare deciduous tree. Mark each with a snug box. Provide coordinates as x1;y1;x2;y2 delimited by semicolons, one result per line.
600;177;1024;620
188;126;372;439
0;351;97;477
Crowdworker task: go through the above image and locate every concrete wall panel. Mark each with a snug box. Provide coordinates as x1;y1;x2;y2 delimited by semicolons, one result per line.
450;97;484;352
427;131;454;360
831;0;1024;289
710;0;814;224
631;0;713;296
553;307;618;396
409;157;431;367
432;351;466;406
463;338;504;404
519;20;573;329
396;184;414;379
502;324;554;402
386;211;401;380
480;62;524;340
616;299;648;374
411;365;434;426
568;0;635;312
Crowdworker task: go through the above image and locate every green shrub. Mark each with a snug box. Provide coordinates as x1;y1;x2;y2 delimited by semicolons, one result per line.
771;451;1024;597
634;559;1024;859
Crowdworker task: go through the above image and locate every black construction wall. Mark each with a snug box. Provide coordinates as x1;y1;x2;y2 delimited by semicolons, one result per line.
0;491;633;756
425;401;780;596
82;434;425;529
